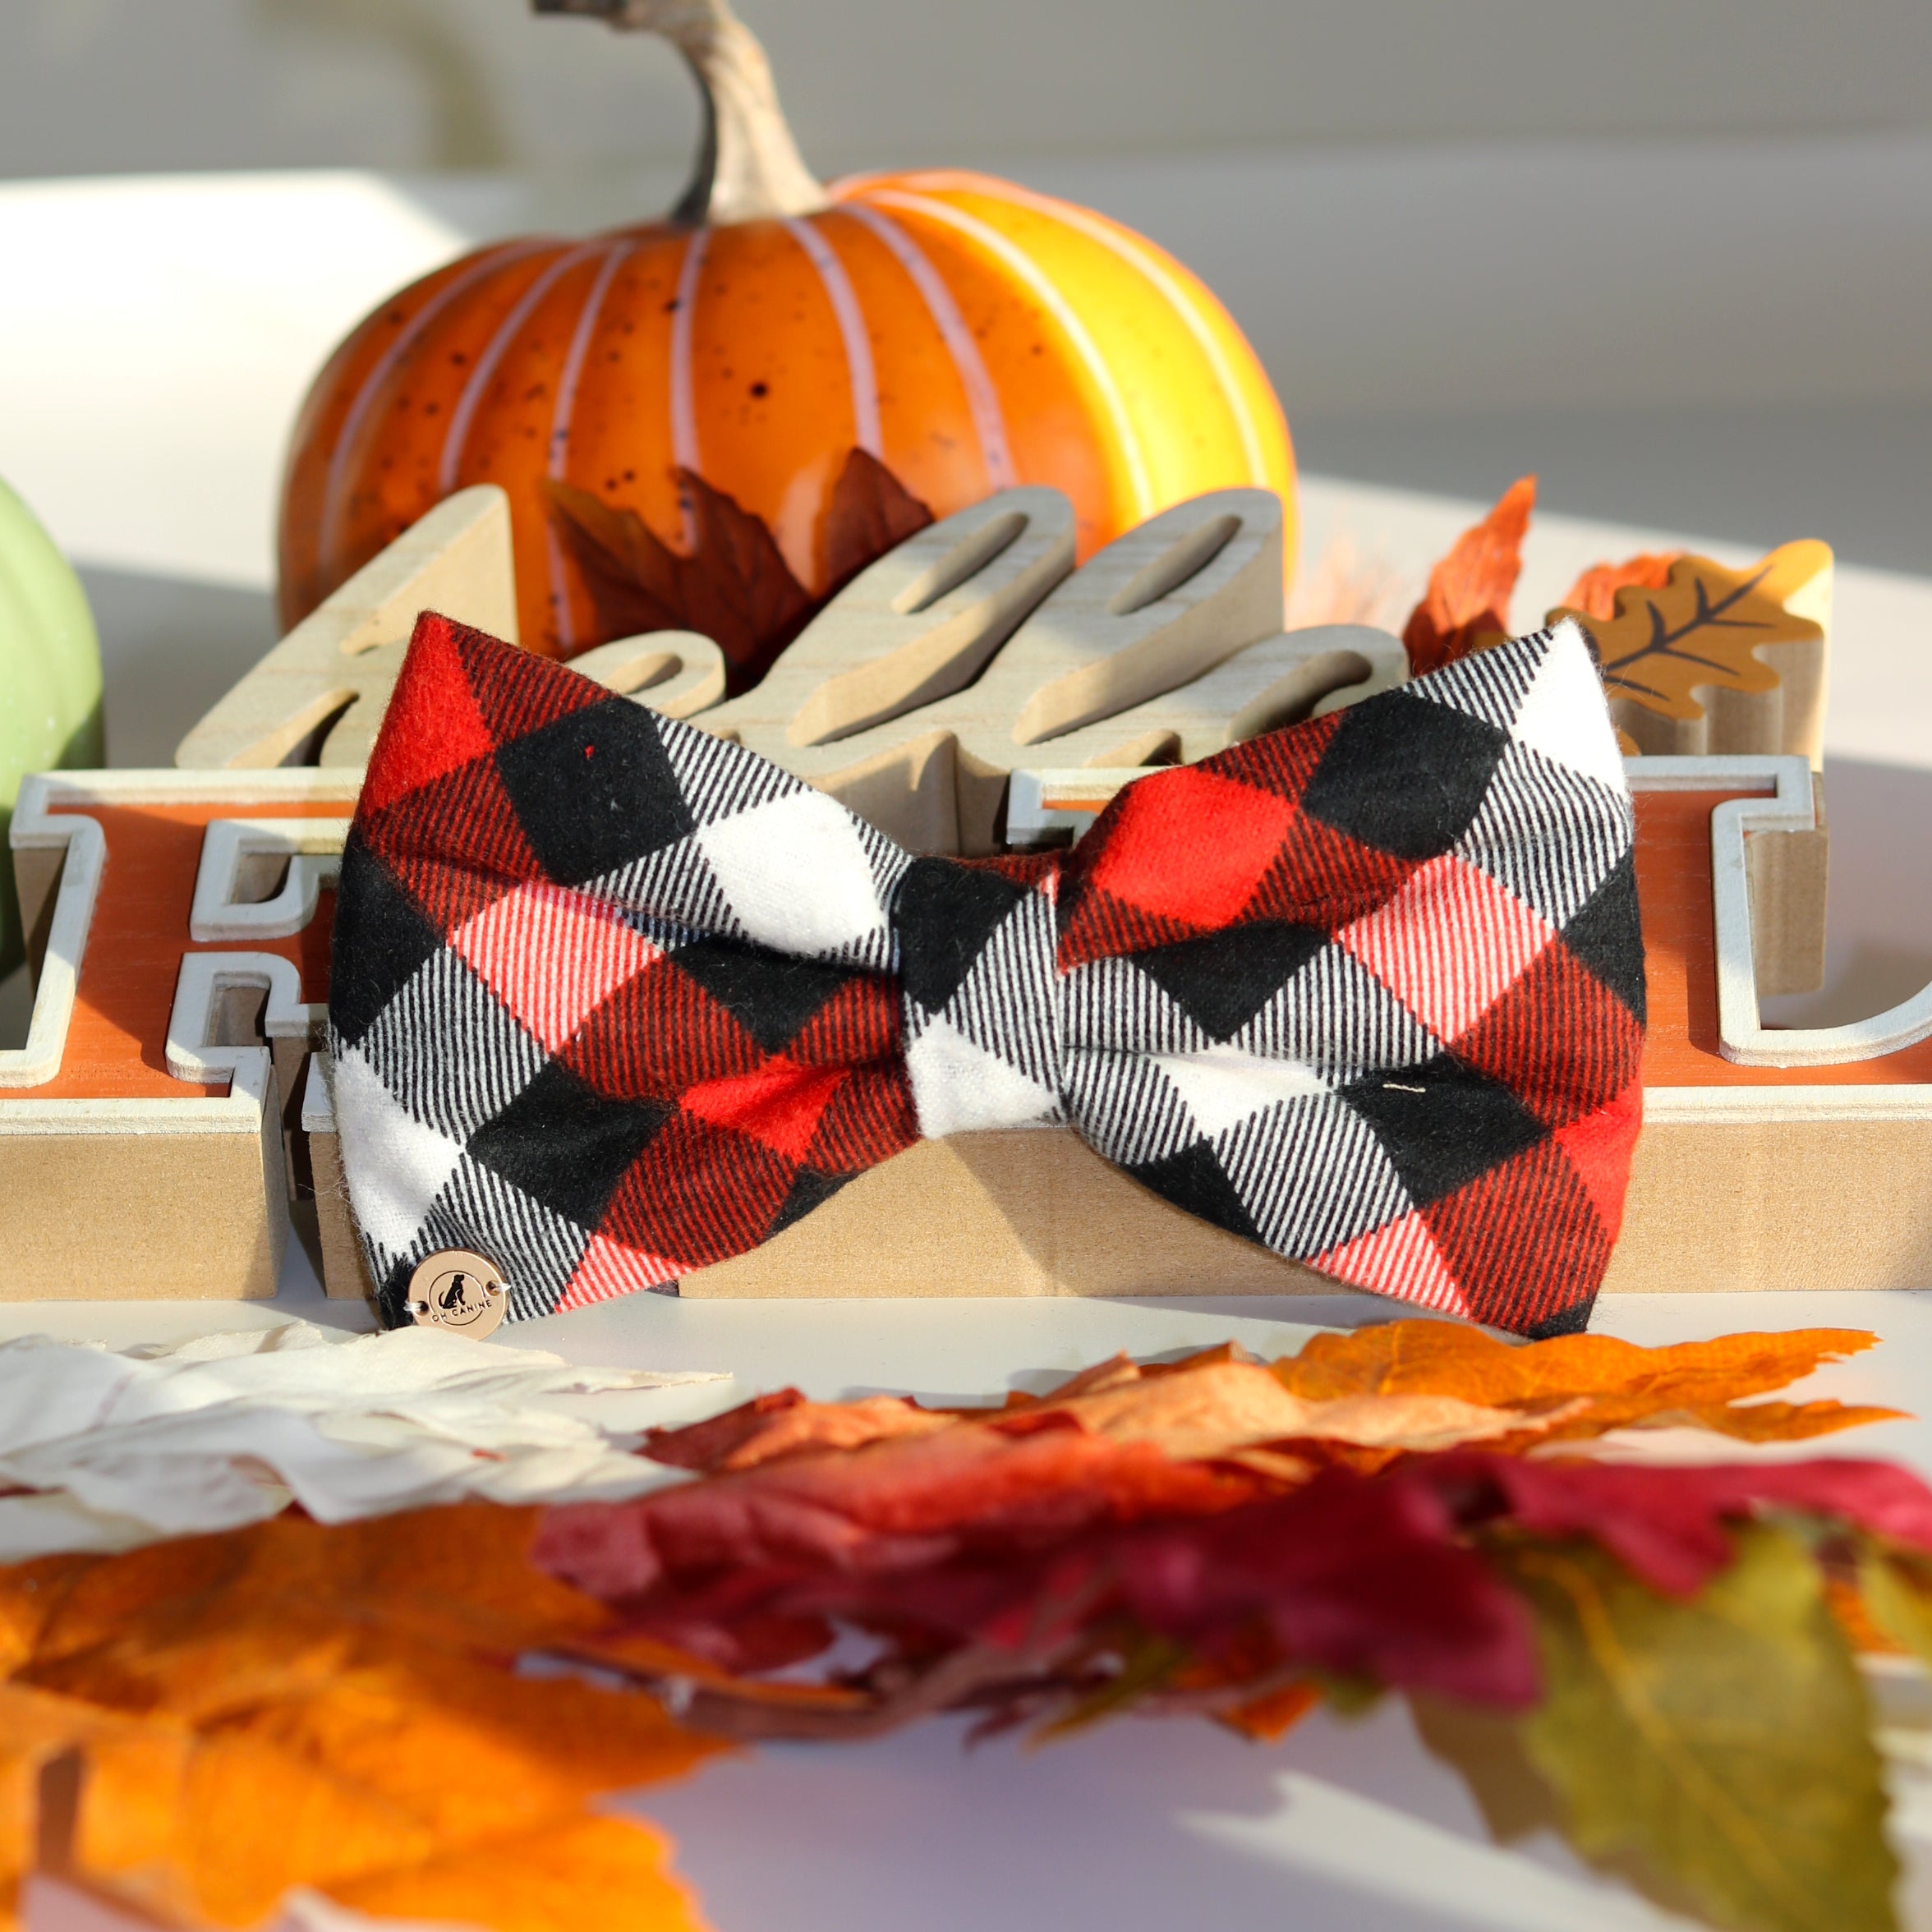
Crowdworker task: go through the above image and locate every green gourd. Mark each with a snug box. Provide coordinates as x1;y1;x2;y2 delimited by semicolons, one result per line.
0;477;104;976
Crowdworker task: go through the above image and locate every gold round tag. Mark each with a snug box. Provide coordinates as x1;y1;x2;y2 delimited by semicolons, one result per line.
406;1250;509;1337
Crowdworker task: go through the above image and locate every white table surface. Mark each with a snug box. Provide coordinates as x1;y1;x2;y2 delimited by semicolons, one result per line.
8;166;1932;1932
14;1273;1932;1932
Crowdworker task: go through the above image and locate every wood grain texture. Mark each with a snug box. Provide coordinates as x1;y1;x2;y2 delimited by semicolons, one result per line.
700;486;1406;853
681;1132;1331;1299
0;770;356;1300
177;485;518;772
1552;541;1832;768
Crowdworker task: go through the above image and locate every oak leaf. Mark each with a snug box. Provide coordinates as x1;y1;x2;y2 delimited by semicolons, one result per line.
1402;475;1536;675
1547;544;1829;753
547;470;814;693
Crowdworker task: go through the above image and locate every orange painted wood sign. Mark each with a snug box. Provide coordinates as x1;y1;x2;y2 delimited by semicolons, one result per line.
7;748;1926;1301
1;770;357;1296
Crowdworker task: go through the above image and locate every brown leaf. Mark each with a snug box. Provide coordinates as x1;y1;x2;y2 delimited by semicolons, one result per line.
546;471;814;694
821;446;935;594
546;451;934;698
1401;476;1536;675
1561;551;1682;622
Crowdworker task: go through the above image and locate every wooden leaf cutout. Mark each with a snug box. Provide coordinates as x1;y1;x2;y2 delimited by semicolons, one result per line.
1402;475;1536;675
1548;541;1832;757
821;448;936;595
547;453;935;697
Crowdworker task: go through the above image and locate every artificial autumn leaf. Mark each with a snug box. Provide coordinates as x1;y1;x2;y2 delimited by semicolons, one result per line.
1855;1543;1932;1668
1547;542;1830;755
1217;1677;1320;1742
821;446;935;594
0;1681;145;1931
547;450;935;696
1507;1526;1896;1932
20;1502;613;1696
322;1814;711;1932
1272;1322;1898;1449
0;1507;725;1932
642;1353;1548;1486
646;1387;954;1474
1401;475;1536;675
546;469;814;692
1424;1451;1932;1599
539;1327;1932;1760
2;1332;1929;1932
67;1649;715;1928
1562;550;1683;621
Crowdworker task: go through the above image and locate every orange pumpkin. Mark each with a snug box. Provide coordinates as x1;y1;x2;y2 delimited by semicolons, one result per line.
277;0;1295;673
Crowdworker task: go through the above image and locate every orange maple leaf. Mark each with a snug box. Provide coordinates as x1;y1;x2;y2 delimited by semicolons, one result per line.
1561;550;1683;622
1402;475;1536;675
2;1507;725;1932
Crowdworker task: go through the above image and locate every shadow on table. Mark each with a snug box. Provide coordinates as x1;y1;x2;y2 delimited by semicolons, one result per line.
80;561;276;770
1762;757;1932;1030
636;1700;1686;1932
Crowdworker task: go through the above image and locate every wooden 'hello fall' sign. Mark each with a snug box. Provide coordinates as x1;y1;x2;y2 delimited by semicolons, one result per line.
6;484;1912;1304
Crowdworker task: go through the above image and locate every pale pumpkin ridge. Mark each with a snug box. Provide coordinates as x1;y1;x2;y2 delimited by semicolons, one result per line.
866;187;1156;524
921;172;1275;490
838;200;1017;493
668;228;712;546
547;239;640;653
319;238;550;572
784;218;883;459
438;242;610;498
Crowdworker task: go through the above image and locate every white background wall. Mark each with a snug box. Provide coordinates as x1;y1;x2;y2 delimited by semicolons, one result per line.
3;0;1929;573
7;0;1932;176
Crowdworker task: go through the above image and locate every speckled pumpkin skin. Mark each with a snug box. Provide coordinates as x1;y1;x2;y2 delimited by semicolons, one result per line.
277;169;1295;660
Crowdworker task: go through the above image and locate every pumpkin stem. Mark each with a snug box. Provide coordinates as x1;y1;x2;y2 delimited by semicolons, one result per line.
533;0;829;224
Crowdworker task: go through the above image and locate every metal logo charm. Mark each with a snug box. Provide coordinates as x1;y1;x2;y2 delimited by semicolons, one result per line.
406;1249;509;1337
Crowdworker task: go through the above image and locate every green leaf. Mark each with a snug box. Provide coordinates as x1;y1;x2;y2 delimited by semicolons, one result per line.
1505;1525;1897;1932
1860;1543;1932;1670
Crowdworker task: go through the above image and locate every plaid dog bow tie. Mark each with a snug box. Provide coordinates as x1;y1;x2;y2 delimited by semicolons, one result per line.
329;611;1643;1338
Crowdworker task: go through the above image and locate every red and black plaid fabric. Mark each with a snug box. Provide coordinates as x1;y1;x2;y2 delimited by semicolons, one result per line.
329;610;1643;1336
